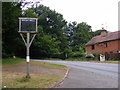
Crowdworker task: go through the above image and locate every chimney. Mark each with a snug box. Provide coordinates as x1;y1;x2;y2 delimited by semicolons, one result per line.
101;27;107;37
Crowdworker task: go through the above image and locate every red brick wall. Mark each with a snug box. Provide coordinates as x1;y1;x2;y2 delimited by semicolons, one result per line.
86;40;120;54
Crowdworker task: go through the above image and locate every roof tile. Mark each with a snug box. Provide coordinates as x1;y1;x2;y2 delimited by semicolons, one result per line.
86;31;120;46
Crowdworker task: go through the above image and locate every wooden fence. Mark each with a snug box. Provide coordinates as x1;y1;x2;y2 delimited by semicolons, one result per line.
105;53;120;60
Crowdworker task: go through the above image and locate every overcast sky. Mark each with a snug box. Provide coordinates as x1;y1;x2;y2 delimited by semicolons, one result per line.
39;0;119;32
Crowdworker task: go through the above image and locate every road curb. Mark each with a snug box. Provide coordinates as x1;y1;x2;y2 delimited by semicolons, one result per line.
50;67;70;88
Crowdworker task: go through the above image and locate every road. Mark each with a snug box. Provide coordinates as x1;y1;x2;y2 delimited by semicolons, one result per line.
33;60;119;88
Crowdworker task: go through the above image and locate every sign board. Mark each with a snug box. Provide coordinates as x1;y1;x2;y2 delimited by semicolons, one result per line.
19;18;38;33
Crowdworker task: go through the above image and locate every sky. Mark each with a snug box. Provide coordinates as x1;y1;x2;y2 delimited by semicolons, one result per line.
39;0;119;32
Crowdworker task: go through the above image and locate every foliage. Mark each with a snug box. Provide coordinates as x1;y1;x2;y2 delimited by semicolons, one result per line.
85;54;94;58
2;2;23;58
93;30;102;36
65;22;93;58
71;52;84;57
24;5;68;58
31;34;61;58
2;3;95;59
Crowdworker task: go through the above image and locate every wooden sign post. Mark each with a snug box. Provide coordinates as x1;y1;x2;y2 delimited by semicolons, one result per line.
18;18;38;78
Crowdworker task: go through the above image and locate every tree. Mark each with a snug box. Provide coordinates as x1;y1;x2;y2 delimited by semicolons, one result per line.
65;22;93;57
93;30;102;36
72;22;93;46
2;2;23;58
24;5;68;58
2;2;94;59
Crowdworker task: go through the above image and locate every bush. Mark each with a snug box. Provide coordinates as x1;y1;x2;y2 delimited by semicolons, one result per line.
93;53;101;60
2;51;10;58
71;52;85;57
85;54;94;58
93;53;100;57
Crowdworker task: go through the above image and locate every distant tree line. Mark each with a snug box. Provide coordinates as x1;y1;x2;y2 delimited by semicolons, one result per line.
2;2;101;59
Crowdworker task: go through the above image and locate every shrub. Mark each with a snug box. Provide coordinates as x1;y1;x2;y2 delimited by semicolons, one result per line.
72;52;85;57
85;54;94;58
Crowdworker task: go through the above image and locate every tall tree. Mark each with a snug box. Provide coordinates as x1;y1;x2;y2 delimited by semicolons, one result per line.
2;2;23;58
73;22;93;46
65;22;93;57
24;5;68;58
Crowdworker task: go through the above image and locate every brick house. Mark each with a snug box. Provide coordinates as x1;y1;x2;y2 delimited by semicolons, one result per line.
85;30;120;54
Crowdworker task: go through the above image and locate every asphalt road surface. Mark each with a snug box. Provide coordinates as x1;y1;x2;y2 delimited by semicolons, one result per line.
33;60;119;88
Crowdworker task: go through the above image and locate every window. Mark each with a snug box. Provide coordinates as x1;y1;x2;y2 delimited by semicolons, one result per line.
104;43;107;48
92;45;95;50
110;51;113;53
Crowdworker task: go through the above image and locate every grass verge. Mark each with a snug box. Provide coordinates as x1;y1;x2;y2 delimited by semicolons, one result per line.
2;58;67;69
66;60;119;64
31;60;67;70
2;58;25;65
2;58;67;88
2;72;62;88
85;61;120;64
43;58;120;64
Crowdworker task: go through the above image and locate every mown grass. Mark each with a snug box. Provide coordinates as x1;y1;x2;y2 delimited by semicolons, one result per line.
2;58;25;65
2;58;67;69
2;58;67;88
2;72;62;88
31;60;67;70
